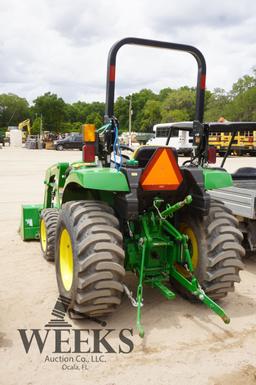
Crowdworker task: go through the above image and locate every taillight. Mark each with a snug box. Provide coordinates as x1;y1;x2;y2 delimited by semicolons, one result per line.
82;143;95;163
83;124;96;142
249;137;253;143
208;146;216;164
82;124;96;163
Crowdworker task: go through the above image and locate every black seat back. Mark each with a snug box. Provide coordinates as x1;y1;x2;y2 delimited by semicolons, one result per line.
134;146;178;168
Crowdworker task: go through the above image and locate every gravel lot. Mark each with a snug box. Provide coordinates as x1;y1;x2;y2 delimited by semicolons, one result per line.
1;147;256;385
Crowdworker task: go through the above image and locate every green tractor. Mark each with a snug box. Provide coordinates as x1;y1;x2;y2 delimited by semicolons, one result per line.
21;38;244;337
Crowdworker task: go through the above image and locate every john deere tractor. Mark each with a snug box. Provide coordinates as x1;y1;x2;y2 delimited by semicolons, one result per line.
21;38;244;337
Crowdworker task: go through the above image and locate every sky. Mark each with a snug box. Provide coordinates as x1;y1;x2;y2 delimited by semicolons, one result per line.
0;0;255;105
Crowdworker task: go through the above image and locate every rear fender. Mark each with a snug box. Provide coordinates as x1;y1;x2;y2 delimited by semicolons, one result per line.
62;167;130;205
203;168;233;190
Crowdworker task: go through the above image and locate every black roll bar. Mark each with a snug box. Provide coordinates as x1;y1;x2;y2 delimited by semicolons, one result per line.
104;37;206;123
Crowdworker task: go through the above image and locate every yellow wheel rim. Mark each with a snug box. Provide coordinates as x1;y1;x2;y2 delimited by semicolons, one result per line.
178;224;199;276
40;219;47;252
59;229;74;291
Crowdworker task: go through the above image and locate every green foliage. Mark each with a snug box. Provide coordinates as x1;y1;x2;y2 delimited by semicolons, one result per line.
225;87;256;121
60;122;83;133
1;68;255;134
140;100;161;131
114;96;129;130
65;101;105;124
86;112;103;128
131;89;158;131
158;88;174;101
31;117;41;135
0;128;6;139
0;93;29;127
204;88;230;121
230;73;256;97
32;92;66;132
160;87;196;122
162;109;190;122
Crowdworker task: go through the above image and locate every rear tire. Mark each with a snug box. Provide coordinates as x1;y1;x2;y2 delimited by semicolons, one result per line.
40;208;59;261
55;200;125;317
171;200;245;300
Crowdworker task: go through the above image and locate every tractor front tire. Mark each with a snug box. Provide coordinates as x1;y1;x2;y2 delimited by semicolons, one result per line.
55;200;125;318
40;208;59;261
172;200;245;300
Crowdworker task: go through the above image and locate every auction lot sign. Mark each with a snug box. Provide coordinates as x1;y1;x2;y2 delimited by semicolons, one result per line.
18;295;134;371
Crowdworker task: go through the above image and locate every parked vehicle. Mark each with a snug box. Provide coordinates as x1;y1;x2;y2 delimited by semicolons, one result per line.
209;130;256;156
54;134;83;150
206;122;256;254
147;122;193;155
18;119;31;142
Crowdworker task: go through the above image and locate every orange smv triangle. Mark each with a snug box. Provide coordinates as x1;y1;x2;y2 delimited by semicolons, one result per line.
140;148;183;191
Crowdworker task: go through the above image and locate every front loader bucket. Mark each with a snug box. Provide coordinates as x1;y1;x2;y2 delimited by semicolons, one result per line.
20;204;43;240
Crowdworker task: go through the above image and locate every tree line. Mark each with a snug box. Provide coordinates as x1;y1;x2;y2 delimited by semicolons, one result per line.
0;69;255;134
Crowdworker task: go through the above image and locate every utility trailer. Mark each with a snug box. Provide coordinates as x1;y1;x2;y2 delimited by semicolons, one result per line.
209;172;256;253
205;122;256;253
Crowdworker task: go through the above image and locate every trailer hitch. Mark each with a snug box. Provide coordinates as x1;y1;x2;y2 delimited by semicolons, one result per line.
132;195;230;338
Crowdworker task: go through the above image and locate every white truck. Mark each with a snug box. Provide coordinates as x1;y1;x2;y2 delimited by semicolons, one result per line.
146;122;193;155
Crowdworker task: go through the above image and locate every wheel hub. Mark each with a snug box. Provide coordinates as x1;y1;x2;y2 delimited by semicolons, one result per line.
40;219;47;252
177;224;199;276
59;228;74;291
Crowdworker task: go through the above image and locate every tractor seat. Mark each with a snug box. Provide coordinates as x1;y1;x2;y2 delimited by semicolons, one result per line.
133;145;178;168
232;167;256;180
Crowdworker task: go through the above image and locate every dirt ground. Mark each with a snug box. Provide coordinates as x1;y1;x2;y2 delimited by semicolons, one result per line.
1;146;256;385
